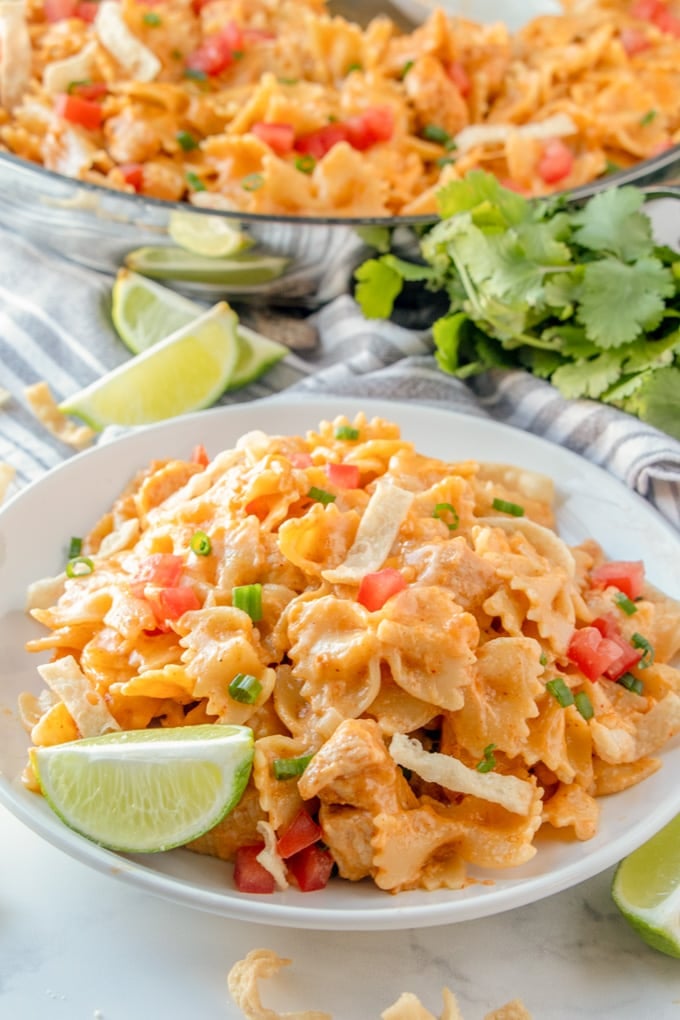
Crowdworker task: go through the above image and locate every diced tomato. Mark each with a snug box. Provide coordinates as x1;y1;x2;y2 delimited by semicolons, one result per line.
286;844;334;892
233;844;276;893
357;568;407;612
652;5;680;35
241;27;276;42
44;0;77;21
537;139;574;184
69;81;108;101
251;121;295;155
631;0;680;34
276;809;322;859
566;626;626;681
590;560;644;600
325;462;360;489
294;122;349;159
620;26;651;54
186;23;243;76
131;553;184;591
591;614;643;680
191;443;210;467
631;0;664;19
75;1;99;21
118;163;144;191
445;60;471;97
145;585;201;623
344;106;394;150
290;452;313;469
54;93;103;131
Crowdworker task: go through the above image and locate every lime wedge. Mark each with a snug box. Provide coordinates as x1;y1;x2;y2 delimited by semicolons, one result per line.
227;324;288;391
112;269;201;354
168;210;254;257
125;246;289;285
60;302;241;429
612;813;680;958
31;724;254;853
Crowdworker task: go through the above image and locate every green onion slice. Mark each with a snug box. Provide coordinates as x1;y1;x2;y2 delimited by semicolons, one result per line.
176;130;199;151
334;425;360;440
66;556;95;578
399;60;414;79
307;486;336;505
618;672;644;695
631;632;654;667
614;592;637;616
539;652;548;666
190;530;212;556
491;497;525;517
228;673;262;705
476;743;497;773
546;677;574;708
68;536;83;558
272;753;314;780
232;582;263;622
574;691;594;720
183;67;207;81
185;170;206;191
242;172;264;192
422;123;452;145
295;154;316;174
143;11;161;25
432;501;459;531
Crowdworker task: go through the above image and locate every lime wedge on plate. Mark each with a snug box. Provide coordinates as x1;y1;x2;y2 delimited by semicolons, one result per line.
110;270;288;388
125;246;289;285
112;268;200;353
61;301;241;429
612;813;680;957
168;210;253;257
31;724;254;853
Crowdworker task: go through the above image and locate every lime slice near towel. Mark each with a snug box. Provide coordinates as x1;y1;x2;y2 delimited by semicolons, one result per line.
61;301;241;429
111;270;288;390
31;724;254;853
125;246;289;285
167;210;254;257
612;813;680;958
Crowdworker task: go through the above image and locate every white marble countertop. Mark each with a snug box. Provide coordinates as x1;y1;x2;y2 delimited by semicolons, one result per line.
1;802;678;1019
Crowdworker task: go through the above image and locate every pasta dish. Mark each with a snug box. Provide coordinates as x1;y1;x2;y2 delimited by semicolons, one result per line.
0;0;678;217
20;413;680;894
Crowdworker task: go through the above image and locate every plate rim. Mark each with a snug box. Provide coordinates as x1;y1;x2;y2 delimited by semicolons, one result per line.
2;395;679;931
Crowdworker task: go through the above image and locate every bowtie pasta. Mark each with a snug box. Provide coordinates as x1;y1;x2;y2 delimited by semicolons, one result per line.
20;414;680;894
0;0;679;215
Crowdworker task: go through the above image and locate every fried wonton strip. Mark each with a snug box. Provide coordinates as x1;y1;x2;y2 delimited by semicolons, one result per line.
321;481;414;584
24;382;95;451
37;655;120;737
389;733;535;816
227;950;331;1020
94;1;161;81
255;820;289;891
381;989;463;1020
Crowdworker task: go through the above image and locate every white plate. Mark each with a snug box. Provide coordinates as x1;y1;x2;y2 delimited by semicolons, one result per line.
1;397;679;931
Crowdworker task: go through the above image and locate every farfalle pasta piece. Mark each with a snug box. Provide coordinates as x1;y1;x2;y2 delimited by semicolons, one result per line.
278;504;360;578
590;692;680;764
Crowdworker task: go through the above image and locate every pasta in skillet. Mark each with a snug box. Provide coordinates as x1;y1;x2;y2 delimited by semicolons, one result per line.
0;0;679;216
20;414;680;894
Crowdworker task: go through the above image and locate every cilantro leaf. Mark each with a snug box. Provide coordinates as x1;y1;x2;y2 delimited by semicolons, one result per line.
577;257;675;347
436;169;529;228
571;187;655;262
623;366;680;439
551;350;625;399
354;258;404;319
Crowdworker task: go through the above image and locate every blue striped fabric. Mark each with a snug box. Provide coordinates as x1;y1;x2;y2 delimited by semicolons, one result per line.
1;225;679;531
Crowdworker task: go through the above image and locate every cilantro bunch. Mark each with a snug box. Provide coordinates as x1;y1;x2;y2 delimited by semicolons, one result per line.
354;172;680;439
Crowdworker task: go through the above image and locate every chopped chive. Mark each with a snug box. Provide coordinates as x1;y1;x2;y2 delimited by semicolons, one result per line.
190;530;212;556
539;652;548;666
631;632;654;667
185;170;206;191
183;67;207;81
639;109;657;126
143;11;161;25
242;172;264;192
295;154;316;174
492;497;525;517
399;59;414;79
334;425;360;440
272;753;314;780
346;61;363;73
68;536;83;558
176;129;199;151
618;672;644;695
432;501;459;531
476;743;497;773
228;672;262;705
307;486;336;505
574;691;594;720
232;582;263;622
614;591;638;616
546;677;574;708
422;123;452;145
66;556;95;578
436;156;455;168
